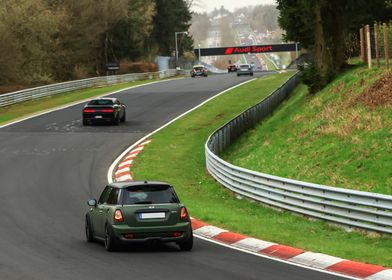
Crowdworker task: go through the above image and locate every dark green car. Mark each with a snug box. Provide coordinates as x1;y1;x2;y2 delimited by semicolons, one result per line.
85;181;193;251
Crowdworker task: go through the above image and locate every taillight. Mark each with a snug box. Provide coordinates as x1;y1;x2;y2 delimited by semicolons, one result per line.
180;207;188;220
83;109;96;113
101;109;114;113
114;209;124;222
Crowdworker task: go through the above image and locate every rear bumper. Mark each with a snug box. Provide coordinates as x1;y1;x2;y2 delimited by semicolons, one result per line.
237;71;253;75
83;113;115;122
191;72;207;77
111;221;192;243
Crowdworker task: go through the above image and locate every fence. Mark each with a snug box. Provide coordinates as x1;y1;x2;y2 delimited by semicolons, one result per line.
360;22;391;69
205;73;392;234
0;69;188;108
169;57;195;70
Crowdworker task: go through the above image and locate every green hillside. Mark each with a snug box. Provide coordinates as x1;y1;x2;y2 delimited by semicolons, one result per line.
224;64;392;195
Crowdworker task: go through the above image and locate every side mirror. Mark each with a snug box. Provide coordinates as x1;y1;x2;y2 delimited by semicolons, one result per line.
87;199;97;207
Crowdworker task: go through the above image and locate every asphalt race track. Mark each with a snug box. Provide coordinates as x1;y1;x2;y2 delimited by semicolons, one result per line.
0;73;349;280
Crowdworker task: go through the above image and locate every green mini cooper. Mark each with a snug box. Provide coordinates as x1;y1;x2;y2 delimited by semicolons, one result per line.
85;181;193;251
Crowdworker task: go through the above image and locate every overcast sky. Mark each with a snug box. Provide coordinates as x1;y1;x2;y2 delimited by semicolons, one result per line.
192;0;276;13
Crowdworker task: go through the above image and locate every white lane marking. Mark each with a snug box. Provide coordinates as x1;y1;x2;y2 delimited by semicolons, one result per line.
289;252;344;270
194;234;360;280
0;78;184;129
107;78;256;183
193;226;227;238
366;270;392;280
232;237;276;252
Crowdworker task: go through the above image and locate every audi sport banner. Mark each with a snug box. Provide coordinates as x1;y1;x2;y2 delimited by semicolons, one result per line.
194;43;298;56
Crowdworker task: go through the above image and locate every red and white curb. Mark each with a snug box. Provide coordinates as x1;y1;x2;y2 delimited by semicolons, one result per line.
113;140;151;182
191;218;391;280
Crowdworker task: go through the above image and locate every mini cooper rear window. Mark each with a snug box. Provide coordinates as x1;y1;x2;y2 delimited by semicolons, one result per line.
122;185;179;205
88;99;114;105
193;67;203;70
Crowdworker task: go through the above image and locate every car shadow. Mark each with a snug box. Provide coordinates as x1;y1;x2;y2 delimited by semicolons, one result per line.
84;240;183;253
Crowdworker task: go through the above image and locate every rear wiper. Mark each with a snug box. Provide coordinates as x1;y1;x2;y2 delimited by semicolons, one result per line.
134;201;153;204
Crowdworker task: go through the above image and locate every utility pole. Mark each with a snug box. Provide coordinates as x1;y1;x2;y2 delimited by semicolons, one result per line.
175;31;188;68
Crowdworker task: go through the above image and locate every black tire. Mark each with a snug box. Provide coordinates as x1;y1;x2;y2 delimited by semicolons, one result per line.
250;73;254;76
179;232;193;251
113;116;120;126
85;215;95;243
120;112;126;123
237;73;240;77
82;119;88;126
104;225;118;252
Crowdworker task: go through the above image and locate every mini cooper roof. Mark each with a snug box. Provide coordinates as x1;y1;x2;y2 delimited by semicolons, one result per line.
90;97;117;101
109;181;171;189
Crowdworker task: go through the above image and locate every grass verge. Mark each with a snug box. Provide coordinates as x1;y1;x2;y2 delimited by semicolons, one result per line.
0;79;171;125
132;70;392;267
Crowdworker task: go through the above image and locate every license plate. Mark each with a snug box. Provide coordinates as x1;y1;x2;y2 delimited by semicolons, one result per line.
139;212;165;219
94;115;103;119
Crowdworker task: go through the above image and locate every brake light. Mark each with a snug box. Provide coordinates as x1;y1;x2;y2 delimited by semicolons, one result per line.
101;109;114;113
173;232;182;237
180;207;188;220
114;209;124;222
83;109;96;113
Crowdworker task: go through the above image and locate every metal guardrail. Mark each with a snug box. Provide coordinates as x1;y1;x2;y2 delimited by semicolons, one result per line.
0;69;187;107
205;73;392;234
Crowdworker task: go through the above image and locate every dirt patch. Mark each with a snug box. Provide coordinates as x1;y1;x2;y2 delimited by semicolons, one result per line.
191;113;226;130
332;81;345;94
356;72;392;110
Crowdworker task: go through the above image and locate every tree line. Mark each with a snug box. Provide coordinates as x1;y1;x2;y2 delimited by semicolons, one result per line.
276;0;392;93
0;0;193;87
